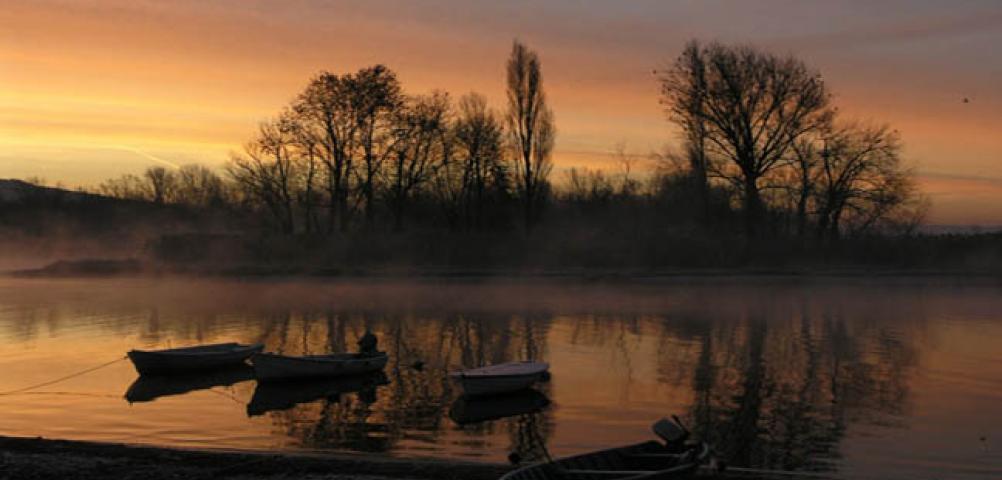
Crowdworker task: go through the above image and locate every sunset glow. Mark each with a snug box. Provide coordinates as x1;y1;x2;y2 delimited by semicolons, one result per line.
2;0;1001;224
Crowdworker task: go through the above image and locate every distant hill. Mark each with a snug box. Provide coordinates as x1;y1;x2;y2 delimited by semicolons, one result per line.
0;178;238;243
0;178;100;204
0;178;168;227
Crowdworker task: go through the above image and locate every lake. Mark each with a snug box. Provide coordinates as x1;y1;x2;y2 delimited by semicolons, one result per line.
0;277;1000;479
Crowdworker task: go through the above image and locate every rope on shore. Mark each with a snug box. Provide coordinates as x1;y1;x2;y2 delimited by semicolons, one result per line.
0;356;128;396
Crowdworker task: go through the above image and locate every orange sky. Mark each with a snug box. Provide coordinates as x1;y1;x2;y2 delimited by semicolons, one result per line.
2;0;1001;225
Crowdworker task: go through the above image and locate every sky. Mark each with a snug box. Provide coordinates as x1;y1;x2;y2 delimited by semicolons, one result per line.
2;0;1001;225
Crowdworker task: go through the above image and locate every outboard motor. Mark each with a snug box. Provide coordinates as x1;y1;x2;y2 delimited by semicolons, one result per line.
652;415;691;453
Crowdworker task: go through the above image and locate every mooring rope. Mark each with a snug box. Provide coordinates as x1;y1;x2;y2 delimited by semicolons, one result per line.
11;391;122;399
0;355;128;396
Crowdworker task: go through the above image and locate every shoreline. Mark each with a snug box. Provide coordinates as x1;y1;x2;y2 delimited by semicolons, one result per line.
0;435;510;480
6;261;1002;283
0;435;804;480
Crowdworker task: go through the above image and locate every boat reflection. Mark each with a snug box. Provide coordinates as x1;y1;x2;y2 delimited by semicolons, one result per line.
246;371;389;417
124;365;255;403
448;388;550;425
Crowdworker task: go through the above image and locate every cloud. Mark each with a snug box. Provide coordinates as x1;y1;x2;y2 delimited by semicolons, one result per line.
116;146;181;170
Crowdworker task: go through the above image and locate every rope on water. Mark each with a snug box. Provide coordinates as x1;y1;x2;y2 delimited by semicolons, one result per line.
10;391;122;399
206;386;245;405
0;355;128;396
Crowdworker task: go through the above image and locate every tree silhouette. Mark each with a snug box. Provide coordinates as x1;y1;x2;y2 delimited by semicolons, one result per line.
660;42;833;236
506;40;555;232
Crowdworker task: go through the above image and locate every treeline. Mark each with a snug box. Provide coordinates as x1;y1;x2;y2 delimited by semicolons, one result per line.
88;39;939;269
659;41;925;240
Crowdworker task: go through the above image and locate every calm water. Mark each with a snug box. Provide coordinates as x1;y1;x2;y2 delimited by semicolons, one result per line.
1;277;1001;479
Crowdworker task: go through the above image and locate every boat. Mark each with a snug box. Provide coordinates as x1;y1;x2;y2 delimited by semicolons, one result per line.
127;342;264;375
450;361;549;397
448;388;550;425
246;371;388;416
251;351;388;381
500;417;712;480
124;365;255;403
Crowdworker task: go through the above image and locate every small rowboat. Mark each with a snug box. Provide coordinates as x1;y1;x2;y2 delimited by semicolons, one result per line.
501;441;711;480
450;361;549;397
127;342;264;375
251;351;388;381
501;417;712;480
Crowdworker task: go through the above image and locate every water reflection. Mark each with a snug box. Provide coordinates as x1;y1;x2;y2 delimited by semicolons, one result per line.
125;366;255;403
247;371;388;416
0;279;1000;478
448;389;550;425
658;304;918;473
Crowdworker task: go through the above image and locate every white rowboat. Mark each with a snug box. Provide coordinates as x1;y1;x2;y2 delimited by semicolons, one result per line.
449;361;549;397
127;343;264;375
252;351;388;381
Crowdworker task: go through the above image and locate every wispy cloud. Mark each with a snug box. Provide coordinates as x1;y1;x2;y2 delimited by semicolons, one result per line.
116;146;180;170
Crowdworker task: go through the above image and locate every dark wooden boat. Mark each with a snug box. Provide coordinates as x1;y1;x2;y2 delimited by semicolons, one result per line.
449;388;550;425
246;371;388;416
251;351;388;381
127;342;264;375
124;365;254;403
500;417;711;480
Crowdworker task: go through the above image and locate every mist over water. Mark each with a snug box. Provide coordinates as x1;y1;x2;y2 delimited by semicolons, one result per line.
0;277;1000;479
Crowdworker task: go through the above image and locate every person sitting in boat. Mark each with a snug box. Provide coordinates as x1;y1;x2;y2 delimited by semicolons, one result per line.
357;330;379;356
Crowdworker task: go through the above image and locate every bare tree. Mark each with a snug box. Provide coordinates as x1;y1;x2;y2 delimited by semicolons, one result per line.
563;167;618;211
660;41;833;235
144;166;177;205
385;92;451;231
175;164;226;208
452;92;507;229
787;137;823;238
813;123;917;240
296;72;356;233
613;143;643;199
227;118;299;233
281;115;323;233
98;173;148;201
350;66;403;229
506;40;555;231
661;41;711;223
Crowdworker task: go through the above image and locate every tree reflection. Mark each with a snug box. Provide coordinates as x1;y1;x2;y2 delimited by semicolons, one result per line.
659;296;919;474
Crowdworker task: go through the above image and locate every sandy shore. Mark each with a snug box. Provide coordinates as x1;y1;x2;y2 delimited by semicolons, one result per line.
0;436;510;480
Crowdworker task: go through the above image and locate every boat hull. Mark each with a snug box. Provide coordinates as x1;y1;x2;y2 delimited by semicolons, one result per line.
252;352;388;381
453;372;544;397
500;440;710;480
451;361;549;397
127;343;264;375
